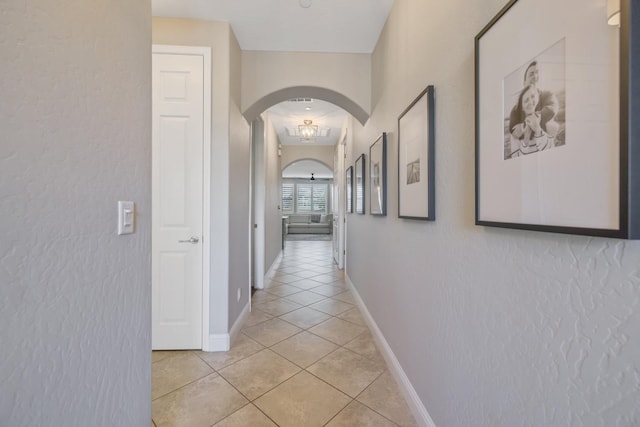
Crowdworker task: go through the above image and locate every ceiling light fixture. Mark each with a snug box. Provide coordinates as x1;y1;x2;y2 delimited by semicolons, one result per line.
299;119;318;142
607;0;620;26
299;0;312;8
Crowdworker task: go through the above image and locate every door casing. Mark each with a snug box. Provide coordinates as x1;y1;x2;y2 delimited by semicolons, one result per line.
251;118;266;289
333;133;347;269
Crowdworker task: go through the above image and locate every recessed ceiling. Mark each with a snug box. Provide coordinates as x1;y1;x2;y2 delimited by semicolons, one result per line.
151;0;393;54
268;98;347;146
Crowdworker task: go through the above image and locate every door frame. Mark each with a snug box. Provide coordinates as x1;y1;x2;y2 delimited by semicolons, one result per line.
250;117;266;289
334;132;347;269
152;44;212;350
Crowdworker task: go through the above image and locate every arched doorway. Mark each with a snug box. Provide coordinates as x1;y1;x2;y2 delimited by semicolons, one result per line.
249;90;355;291
244;86;369;125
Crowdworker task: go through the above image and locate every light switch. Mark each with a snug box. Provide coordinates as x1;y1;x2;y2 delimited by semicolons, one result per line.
118;201;135;235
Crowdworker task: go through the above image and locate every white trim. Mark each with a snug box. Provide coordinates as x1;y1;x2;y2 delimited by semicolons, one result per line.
207;334;230;352
252;118;266;290
345;274;437;427
152;44;212;352
334;132;347;269
208;296;249;351
263;251;283;285
152;44;211;56
201;46;212;351
248;121;254;311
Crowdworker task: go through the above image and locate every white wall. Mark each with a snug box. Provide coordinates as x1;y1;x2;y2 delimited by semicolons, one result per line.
1;0;151;424
347;0;640;426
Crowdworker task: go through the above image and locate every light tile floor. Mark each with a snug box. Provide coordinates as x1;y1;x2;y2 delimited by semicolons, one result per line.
152;239;418;427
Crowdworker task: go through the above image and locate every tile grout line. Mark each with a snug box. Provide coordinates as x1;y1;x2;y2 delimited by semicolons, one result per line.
152;367;219;402
351;372;404;427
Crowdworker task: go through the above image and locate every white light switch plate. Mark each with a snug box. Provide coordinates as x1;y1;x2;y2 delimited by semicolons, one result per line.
118;201;135;235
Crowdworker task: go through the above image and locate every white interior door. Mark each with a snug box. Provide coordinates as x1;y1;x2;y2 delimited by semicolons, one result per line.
152;51;204;350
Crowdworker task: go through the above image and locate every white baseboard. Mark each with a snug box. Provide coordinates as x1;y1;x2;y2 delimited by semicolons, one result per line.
203;299;251;352
262;251;283;287
206;334;230;352
345;274;437;427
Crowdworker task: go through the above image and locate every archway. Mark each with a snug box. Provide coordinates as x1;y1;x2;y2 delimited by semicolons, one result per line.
243;86;369;126
249;87;353;294
282;158;333;179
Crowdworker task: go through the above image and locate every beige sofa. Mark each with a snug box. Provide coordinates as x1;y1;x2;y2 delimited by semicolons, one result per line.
286;214;333;234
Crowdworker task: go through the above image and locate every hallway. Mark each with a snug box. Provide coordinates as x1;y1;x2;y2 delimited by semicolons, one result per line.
151;240;418;426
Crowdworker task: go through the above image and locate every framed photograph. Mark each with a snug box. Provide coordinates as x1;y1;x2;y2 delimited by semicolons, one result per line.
369;133;387;216
346;166;353;214
355;154;365;214
398;86;435;220
475;0;638;238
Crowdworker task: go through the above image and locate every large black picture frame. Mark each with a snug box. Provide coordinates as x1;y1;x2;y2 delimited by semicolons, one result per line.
369;133;387;216
346;166;354;214
398;86;435;220
475;0;639;239
355;154;366;215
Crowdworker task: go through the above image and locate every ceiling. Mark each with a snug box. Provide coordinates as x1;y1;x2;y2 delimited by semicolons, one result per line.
151;0;393;54
283;159;333;179
267;98;347;146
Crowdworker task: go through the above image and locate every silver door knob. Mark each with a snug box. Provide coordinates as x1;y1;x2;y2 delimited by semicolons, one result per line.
178;237;199;244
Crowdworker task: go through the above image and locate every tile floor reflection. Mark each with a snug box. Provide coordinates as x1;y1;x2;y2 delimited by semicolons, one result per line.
152;240;418;427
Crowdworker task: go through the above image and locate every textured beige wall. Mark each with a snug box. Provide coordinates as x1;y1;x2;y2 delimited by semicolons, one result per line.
347;1;640;426
1;0;151;424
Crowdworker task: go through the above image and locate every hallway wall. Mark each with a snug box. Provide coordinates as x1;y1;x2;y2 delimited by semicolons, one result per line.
347;0;640;426
228;28;252;328
1;0;151;424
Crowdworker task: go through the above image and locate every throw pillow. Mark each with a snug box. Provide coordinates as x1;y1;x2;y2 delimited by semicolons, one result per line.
310;214;321;223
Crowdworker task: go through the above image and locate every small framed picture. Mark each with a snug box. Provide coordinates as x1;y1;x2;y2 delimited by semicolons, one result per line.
369;133;387;216
355;154;365;214
398;86;435;220
475;0;638;238
346;166;353;214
